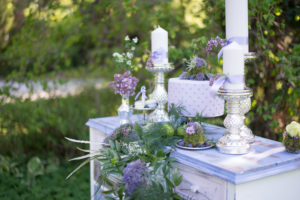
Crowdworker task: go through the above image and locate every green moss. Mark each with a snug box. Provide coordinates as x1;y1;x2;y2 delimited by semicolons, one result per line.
183;130;207;146
283;136;300;153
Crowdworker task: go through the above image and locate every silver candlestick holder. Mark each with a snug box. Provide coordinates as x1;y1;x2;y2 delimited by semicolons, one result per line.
240;97;255;143
147;64;174;123
216;88;253;154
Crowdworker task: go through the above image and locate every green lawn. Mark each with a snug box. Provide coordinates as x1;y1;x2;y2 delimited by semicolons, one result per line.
0;161;90;200
0;86;116;200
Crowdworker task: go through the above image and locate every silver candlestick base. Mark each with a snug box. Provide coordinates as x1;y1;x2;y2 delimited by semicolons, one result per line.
240;97;255;143
147;64;174;123
216;88;253;155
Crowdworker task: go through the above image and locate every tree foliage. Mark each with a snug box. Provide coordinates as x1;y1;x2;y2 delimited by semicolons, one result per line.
0;0;299;139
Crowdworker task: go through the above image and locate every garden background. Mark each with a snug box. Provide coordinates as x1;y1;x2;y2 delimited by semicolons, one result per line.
0;0;299;199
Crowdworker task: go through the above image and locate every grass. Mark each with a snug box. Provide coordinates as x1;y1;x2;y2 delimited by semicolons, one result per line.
0;86;118;199
0;161;90;200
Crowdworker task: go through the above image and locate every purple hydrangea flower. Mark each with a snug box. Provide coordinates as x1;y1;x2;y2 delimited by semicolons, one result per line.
186;126;196;135
123;159;147;195
294;136;299;140
283;132;288;137
109;71;139;96
185;122;203;135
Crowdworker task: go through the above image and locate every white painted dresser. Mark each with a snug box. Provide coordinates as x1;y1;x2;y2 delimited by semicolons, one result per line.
86;116;300;200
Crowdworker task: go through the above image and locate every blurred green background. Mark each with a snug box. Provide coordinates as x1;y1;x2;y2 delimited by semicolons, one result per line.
0;0;299;199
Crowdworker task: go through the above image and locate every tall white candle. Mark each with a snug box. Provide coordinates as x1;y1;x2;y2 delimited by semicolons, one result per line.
223;42;245;90
151;26;168;65
225;0;249;54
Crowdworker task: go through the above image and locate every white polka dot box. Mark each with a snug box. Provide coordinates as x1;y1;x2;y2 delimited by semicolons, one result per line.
168;78;224;117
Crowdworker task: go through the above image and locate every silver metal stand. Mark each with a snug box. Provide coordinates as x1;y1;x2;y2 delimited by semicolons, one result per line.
216;88;253;154
242;51;257;142
240;97;255;143
147;64;174;123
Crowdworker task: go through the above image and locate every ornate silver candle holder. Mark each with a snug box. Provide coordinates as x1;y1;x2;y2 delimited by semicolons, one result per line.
240;97;255;143
147;64;174;123
216;88;253;154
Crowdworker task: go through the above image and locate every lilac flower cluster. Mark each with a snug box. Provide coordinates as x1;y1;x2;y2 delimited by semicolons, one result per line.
109;71;139;97
123;159;147;195
185;122;203;135
146;57;153;69
206;36;226;52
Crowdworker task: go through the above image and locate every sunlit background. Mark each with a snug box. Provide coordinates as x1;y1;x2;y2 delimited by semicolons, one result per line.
0;0;299;199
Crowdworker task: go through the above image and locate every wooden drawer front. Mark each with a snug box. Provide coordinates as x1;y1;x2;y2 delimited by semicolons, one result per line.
176;163;227;200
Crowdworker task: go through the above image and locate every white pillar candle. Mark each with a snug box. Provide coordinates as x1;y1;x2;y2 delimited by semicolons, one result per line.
226;0;249;54
223;42;245;90
151;26;168;65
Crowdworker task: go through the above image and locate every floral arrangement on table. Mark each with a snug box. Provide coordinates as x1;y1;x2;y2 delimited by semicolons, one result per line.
167;36;226;118
109;36;140;124
176;121;211;148
109;71;139;97
179;36;226;81
109;36;140;96
67;120;184;200
282;121;300;153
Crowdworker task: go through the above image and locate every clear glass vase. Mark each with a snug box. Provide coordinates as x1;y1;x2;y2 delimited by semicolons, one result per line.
118;95;132;125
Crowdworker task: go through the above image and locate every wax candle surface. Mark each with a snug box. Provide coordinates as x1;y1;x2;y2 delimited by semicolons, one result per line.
226;0;249;54
223;42;245;90
151;26;168;64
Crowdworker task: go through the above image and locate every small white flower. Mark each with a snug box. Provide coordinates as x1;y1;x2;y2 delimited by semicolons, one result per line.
113;52;121;57
125;35;130;41
127;52;133;59
131;47;135;51
133;37;138;43
117;57;123;63
126;60;131;65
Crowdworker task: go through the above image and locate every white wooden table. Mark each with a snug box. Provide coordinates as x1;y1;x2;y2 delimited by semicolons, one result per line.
86;116;300;200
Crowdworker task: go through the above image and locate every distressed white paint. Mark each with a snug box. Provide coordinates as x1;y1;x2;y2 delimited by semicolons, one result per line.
234;169;300;200
89;127;107;200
